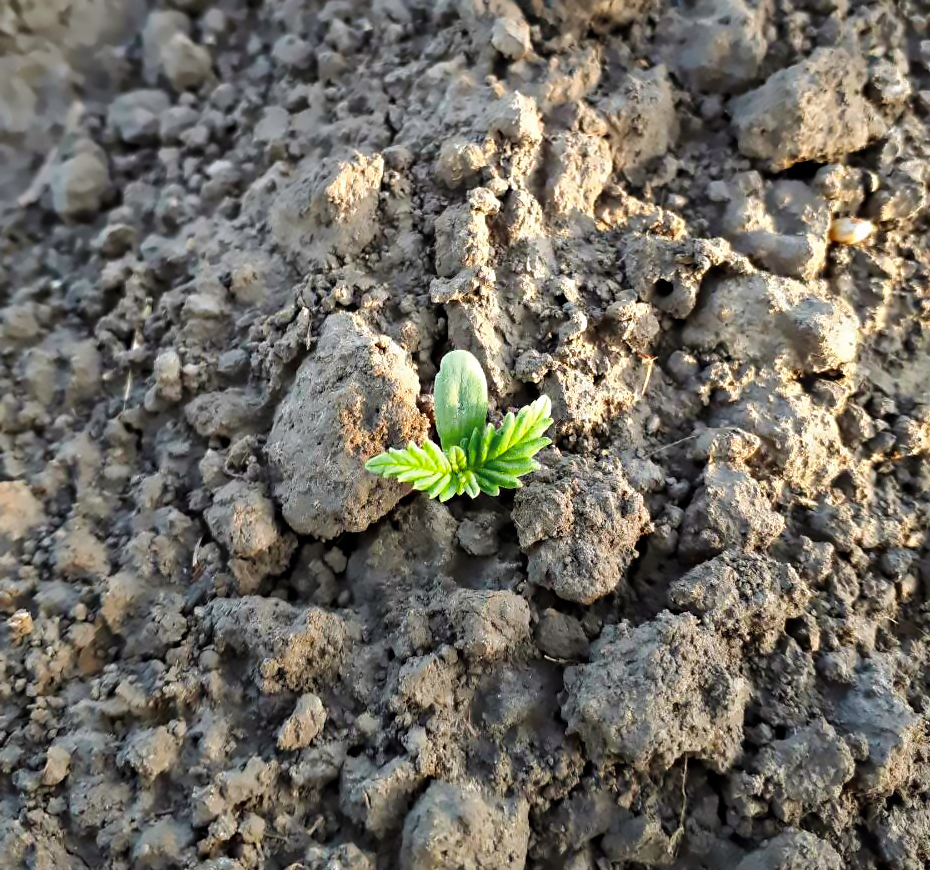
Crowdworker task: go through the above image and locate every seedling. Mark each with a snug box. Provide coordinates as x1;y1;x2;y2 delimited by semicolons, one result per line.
365;350;553;502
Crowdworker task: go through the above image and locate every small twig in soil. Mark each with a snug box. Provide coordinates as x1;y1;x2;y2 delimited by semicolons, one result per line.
542;653;580;665
303;307;313;349
123;300;152;408
640;354;656;396
642;426;742;459
191;536;206;579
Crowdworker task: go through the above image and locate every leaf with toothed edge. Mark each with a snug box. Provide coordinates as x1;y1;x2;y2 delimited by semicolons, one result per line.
364;351;553;501
364;440;456;502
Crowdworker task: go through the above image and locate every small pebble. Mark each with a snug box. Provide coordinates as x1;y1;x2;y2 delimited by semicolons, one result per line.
829;217;874;245
7;610;34;637
491;17;531;60
41;744;72;786
276;693;326;751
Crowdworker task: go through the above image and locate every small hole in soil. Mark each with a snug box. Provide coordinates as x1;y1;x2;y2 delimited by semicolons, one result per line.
653;279;675;298
884;792;907;811
832;470;857;498
781;160;823;182
797;370;845;392
783;617;809;647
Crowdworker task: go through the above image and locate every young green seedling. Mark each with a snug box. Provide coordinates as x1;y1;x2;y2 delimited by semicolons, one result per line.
365;350;553;502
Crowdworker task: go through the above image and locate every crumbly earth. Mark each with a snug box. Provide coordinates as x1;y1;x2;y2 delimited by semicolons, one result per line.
1;1;929;869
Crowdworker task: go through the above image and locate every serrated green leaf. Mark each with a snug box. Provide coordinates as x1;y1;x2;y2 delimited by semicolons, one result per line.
396;470;435;486
492;436;552;461
422;439;451;471
426;474;451;498
484;457;539;476
364;440;452;492
447;444;468;473
438;477;458;502
461;471;480;498
466;426;481;468
492;412;517;457
364;457;388;473
477;422;495;465
476;467;522;488
473;474;500;497
366;354;553;503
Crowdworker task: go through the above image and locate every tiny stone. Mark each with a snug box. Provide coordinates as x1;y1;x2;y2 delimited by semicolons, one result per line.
159;105;199;142
217;348;249;379
535;609;590;661
7;610;34;638
162;32;213;91
666;350;699;384
273;34;314;70
108;89;171;144
96;223;137;258
199;649;220;670
42;744;72;786
491;17;531;60
155;350;183;402
254;106;290;143
211;82;238;110
239;813;266;845
276;693;327;751
52;148;110;218
324;547;347;574
202;8;227;35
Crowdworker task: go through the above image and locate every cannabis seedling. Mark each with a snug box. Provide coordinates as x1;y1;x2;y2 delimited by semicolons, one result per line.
365;350;553;502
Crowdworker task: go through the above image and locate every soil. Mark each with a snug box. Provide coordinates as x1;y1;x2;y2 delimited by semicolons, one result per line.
1;1;930;869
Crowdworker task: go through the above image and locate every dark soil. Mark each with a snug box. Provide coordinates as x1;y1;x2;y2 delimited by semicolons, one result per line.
1;1;929;869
